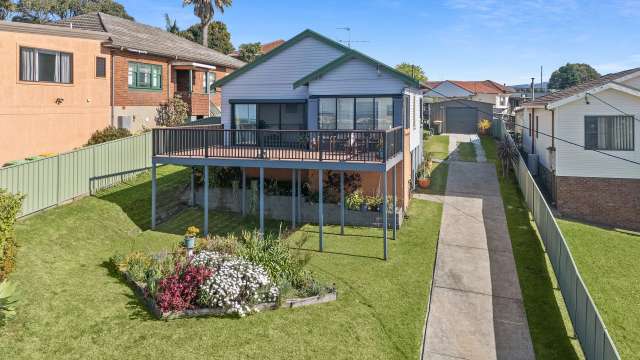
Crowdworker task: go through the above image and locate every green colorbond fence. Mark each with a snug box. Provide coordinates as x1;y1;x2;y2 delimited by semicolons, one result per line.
0;132;152;217
493;119;620;360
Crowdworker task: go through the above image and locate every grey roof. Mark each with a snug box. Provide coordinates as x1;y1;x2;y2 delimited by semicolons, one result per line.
56;12;244;69
524;67;640;106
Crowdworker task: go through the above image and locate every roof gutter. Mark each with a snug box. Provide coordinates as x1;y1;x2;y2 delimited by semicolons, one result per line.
102;43;242;69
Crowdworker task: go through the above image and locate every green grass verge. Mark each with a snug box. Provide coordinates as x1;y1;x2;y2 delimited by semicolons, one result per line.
559;220;640;359
0;165;442;359
480;135;497;162
424;135;449;160
482;138;584;359
456;142;476;162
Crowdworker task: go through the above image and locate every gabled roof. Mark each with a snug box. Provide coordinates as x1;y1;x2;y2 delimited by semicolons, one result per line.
260;40;285;54
0;20;109;40
448;80;512;94
523;67;640;107
55;12;244;69
216;29;420;88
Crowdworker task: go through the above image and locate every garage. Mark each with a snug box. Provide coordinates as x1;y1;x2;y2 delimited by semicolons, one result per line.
445;107;478;134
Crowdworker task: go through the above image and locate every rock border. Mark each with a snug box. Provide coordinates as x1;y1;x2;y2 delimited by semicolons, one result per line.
122;272;337;320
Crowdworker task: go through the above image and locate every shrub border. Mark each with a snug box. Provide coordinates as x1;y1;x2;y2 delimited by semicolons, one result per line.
122;271;337;320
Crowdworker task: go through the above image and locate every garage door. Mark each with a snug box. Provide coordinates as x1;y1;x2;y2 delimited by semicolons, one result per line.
445;107;477;134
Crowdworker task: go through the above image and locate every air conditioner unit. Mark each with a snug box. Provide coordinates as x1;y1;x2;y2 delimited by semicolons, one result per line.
117;116;132;130
527;154;539;176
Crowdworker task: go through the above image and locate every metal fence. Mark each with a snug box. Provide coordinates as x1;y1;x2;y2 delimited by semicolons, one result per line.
494;119;620;360
0;132;152;217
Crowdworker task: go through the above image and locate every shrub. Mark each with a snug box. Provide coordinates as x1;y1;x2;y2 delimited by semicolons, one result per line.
156;95;189;127
0;190;24;281
196;234;239;255
115;252;152;283
86;126;131;146
0;279;17;325
345;190;364;211
195;251;278;316
156;262;212;313
365;195;383;212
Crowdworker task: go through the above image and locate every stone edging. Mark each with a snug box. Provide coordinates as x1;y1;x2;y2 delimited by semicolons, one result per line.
122;272;337;320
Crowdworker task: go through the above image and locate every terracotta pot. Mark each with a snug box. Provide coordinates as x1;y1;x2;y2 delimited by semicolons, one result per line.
418;178;431;189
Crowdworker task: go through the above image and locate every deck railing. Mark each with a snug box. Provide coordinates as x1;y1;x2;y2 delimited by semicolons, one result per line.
153;127;403;163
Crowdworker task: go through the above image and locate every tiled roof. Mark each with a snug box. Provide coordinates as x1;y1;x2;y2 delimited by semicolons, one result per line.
260;39;285;54
55;12;244;69
524;67;640;106
449;80;511;94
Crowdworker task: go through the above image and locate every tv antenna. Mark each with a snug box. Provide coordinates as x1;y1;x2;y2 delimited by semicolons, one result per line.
336;27;369;48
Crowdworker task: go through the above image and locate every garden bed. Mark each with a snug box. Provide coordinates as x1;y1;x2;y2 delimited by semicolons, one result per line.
121;271;337;320
111;228;336;319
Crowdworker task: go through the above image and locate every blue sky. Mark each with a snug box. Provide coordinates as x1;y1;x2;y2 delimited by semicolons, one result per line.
121;0;640;85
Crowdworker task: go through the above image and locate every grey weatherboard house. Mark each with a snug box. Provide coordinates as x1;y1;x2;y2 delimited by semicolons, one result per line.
151;29;425;260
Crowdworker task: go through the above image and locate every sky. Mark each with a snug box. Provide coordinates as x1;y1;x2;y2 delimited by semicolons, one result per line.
120;0;640;85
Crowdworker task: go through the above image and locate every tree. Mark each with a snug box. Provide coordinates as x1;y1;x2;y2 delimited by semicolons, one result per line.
0;0;16;20
156;96;189;127
184;21;234;54
182;0;232;47
548;63;600;90
237;42;261;63
164;13;179;33
12;0;132;23
395;62;427;82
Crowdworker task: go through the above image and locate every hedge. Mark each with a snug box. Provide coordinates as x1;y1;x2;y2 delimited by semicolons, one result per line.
0;190;24;281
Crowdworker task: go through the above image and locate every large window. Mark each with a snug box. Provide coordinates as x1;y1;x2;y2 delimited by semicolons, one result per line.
128;62;162;90
318;97;394;130
232;103;305;130
585;116;634;151
20;47;73;84
233;104;257;130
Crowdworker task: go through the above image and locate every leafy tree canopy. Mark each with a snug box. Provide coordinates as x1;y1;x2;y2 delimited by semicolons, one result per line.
0;0;15;20
237;42;261;63
395;62;428;82
12;0;132;23
184;21;234;54
548;63;600;90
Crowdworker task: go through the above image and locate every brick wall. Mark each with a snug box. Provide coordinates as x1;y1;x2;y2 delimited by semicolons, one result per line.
112;50;172;107
556;176;640;231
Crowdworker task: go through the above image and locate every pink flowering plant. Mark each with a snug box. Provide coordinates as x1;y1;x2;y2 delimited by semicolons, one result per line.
156;262;213;313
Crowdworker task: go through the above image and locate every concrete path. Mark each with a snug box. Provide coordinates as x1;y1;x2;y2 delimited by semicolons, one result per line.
422;161;534;360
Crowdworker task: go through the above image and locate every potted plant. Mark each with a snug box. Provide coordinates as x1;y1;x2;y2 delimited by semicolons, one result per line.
417;153;433;189
376;137;385;159
184;226;199;256
478;119;491;135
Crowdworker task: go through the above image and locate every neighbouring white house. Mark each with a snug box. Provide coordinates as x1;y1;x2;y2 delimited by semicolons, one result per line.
515;67;640;230
215;29;424;210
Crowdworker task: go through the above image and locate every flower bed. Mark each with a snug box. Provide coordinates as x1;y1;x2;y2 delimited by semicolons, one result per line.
111;230;336;319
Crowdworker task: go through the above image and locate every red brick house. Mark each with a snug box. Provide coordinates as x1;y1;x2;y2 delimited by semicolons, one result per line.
58;12;244;131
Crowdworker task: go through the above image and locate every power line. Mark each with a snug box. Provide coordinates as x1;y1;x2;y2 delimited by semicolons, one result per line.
585;92;640;123
424;86;640;167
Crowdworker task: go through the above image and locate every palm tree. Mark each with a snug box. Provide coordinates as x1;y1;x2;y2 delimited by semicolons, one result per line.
164;13;179;34
182;0;232;48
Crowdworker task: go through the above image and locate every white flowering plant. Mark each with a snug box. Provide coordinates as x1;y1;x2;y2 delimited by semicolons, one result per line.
193;251;279;317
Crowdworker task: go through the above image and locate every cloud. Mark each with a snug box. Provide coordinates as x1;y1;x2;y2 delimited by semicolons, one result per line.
595;54;640;73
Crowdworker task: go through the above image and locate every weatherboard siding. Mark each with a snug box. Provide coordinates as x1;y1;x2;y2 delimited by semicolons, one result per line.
424;81;472;98
221;37;344;129
308;58;406;95
555;88;640;178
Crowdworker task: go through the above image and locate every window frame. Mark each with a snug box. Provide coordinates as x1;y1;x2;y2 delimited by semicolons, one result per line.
316;96;396;131
95;56;107;78
231;102;307;131
128;61;162;91
584;115;635;151
19;46;74;84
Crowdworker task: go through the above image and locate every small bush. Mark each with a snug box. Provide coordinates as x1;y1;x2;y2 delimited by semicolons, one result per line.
156;262;212;313
196;234;239;255
86;126;131;146
156;95;189;127
346;190;364;210
0;279;18;325
0;190;24;281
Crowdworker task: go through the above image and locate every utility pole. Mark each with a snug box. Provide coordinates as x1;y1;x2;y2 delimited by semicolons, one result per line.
540;65;544;93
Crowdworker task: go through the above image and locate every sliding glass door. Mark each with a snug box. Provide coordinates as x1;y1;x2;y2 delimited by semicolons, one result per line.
232;102;306;146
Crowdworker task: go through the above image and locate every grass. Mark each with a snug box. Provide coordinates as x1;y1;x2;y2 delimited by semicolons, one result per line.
481;137;584;359
559;219;640;359
0;165;443;359
456;142;476;162
424;135;449;160
480;135;497;162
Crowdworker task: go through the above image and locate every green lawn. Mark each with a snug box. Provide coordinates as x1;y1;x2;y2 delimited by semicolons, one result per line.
0;165;442;359
559;220;640;359
456;142;476;162
424;135;449;160
480;135;497;162
482;138;584;359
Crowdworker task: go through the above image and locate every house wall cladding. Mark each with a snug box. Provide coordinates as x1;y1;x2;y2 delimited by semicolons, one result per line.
0;133;152;217
556;176;640;231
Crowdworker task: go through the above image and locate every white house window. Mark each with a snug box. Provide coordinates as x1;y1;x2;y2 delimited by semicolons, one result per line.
20;47;73;84
585;115;634;151
318;97;394;130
